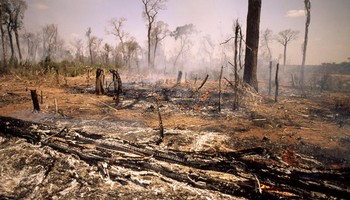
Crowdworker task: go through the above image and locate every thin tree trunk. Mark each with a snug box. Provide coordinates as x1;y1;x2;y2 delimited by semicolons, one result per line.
268;61;272;95
7;25;15;63
14;30;22;61
233;22;240;110
243;0;261;92
275;63;279;102
301;0;311;88
0;24;6;66
147;22;152;69
218;66;223;112
283;44;287;72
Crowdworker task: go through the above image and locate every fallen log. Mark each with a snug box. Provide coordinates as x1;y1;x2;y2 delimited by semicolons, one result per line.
0;116;349;199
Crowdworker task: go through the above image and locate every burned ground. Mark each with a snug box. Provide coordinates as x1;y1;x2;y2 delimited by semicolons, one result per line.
0;73;349;199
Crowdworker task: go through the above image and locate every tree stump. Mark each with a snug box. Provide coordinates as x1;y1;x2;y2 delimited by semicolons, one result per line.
109;69;122;106
95;68;105;95
30;90;40;112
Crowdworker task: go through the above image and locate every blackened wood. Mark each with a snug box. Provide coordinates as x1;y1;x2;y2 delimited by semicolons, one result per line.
109;69;122;106
218;66;223;112
30;90;40;112
243;0;261;92
268;61;272;95
197;74;209;91
275;63;279;102
176;71;182;85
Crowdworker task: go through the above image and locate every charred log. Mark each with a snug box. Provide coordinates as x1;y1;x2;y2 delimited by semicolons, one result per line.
0;116;349;199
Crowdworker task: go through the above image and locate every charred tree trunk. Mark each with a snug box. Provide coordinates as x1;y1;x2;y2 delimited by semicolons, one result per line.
301;0;311;87
233;22;240;110
275;63;279;102
268;61;272;95
30;90;40;112
109;69;123;106
1;116;349;199
243;0;261;92
176;71;182;85
218;66;223;112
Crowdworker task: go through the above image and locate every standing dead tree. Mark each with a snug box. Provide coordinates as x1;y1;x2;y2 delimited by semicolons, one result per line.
142;0;166;69
261;28;274;95
243;0;261;92
276;29;299;72
275;63;280;102
95;68;105;95
109;69;122;106
218;66;223;112
301;0;311;93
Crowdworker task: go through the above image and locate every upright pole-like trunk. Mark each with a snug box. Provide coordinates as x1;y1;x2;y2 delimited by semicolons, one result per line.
268;61;272;95
14;29;22;61
275;63;279;102
7;24;15;62
301;0;311;87
283;44;287;72
153;38;159;68
233;22;240;110
147;22;152;69
0;23;7;66
243;0;261;92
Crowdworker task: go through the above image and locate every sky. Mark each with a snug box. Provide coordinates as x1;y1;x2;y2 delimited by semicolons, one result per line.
24;0;350;65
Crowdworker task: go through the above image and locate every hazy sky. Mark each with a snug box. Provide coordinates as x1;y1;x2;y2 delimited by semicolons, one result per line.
24;0;350;65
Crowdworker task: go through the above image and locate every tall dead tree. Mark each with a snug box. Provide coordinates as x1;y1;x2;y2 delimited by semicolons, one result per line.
301;0;311;87
243;0;261;92
151;20;169;68
0;1;7;67
95;68;105;95
142;0;166;69
233;20;242;110
261;28;273;95
275;63;279;102
276;29;299;72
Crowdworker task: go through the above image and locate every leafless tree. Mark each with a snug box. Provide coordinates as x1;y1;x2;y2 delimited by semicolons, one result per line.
23;31;40;63
42;24;58;61
85;27;98;66
0;1;8;66
261;28;273;61
261;28;273;95
3;0;27;63
200;34;215;68
141;0;166;69
71;38;84;62
102;43;112;65
107;17;129;65
301;0;311;87
243;0;261;92
151;20;169;68
171;23;195;71
276;29;299;69
124;38;140;69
